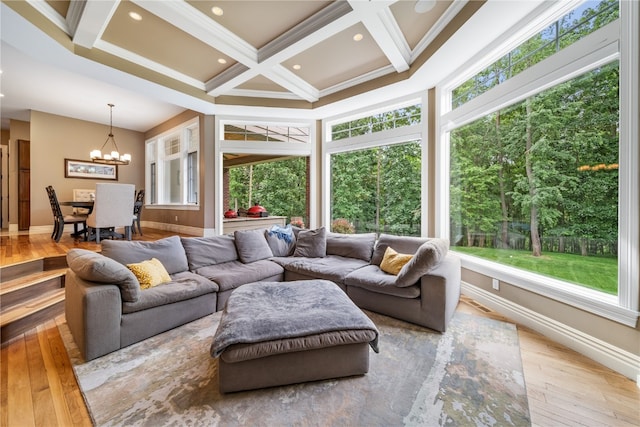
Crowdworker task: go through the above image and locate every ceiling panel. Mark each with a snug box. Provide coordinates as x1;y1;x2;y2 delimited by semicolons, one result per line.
392;0;454;50
186;1;332;50
102;1;235;82
237;75;290;93
282;22;390;91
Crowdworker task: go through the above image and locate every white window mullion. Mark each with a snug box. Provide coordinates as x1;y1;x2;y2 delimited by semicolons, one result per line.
618;0;639;313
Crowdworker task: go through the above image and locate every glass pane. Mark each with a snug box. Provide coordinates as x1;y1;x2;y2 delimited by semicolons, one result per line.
331;142;421;235
163;158;181;203
452;0;619;108
228;157;307;221
164;136;181;156
187;152;198;204
449;62;619;294
330;104;421;140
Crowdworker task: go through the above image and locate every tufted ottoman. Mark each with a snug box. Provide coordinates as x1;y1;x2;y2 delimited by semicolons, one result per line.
210;279;379;393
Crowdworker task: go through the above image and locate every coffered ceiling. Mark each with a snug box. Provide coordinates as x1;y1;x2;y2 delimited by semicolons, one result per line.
1;0;547;131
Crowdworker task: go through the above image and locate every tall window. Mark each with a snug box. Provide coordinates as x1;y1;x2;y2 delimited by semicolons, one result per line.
450;62;619;294
326;101;423;235
146;118;199;205
441;0;637;324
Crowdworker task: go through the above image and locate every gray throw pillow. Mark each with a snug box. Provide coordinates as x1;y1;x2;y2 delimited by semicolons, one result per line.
234;229;274;263
181;234;238;269
294;227;327;258
101;236;189;275
395;238;449;287
326;232;376;261
66;249;140;302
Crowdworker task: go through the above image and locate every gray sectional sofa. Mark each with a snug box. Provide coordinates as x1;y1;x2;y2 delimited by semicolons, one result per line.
65;226;461;361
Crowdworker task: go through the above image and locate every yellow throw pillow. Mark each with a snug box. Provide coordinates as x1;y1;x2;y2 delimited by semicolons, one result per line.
127;258;171;290
380;247;413;275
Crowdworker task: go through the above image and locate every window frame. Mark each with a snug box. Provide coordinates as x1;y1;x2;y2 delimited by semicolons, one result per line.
322;95;428;235
214;116;317;234
145;117;200;208
437;1;639;326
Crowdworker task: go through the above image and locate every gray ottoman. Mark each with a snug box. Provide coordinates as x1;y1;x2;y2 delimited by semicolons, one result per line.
210;279;379;393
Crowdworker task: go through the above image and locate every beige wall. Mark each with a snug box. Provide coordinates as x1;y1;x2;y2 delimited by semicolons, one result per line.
29;111;145;227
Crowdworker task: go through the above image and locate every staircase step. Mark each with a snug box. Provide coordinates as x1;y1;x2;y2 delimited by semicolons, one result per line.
0;258;45;282
1;289;65;343
1;269;66;311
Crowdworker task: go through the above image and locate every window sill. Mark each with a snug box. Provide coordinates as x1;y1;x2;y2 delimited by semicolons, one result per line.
144;204;200;211
456;253;639;328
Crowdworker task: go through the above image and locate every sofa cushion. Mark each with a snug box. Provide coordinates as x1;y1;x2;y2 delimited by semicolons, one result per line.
66;249;140;302
101;236;188;275
379;247;413;275
194;260;284;292
272;255;368;285
326;232;376;262
371;234;429;266
396;238;449;287
234;229;274;263
122;271;218;314
265;225;296;257
345;265;421;299
126;258;171;290
293;227;326;258
181;235;238;270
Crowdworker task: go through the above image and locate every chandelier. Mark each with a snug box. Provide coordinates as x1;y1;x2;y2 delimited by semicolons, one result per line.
90;103;131;165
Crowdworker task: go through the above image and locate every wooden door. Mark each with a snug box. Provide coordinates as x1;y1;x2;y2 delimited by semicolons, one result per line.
18;139;30;230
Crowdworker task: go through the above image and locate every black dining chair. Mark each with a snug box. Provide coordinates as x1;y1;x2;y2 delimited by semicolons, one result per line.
45;186;88;242
132;189;145;235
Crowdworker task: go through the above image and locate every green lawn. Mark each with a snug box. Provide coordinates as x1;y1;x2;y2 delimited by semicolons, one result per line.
451;246;618;295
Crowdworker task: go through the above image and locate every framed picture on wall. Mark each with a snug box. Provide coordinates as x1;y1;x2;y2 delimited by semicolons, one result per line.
64;159;118;180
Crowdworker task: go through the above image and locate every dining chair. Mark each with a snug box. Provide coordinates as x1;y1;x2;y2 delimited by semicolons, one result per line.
132;189;145;235
45;186;88;242
86;183;135;243
72;188;95;215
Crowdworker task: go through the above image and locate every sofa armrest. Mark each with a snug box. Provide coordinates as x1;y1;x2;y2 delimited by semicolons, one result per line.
65;270;122;361
418;253;461;332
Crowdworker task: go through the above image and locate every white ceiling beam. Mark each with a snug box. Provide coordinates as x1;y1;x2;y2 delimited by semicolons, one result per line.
72;0;120;49
348;0;409;73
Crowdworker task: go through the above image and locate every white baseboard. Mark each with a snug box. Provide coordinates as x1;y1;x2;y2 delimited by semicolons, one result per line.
461;281;640;385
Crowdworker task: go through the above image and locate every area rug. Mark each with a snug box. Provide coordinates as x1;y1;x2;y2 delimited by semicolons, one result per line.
59;311;530;426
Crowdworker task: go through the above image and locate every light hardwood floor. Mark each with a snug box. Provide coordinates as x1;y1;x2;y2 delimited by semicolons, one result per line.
1;230;639;426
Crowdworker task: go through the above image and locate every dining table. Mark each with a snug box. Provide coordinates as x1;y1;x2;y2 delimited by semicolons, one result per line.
59;200;142;239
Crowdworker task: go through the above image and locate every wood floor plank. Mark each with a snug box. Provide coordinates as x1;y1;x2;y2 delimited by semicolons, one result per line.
43;318;92;426
1;342;9;427
24;327;57;427
36;321;74;427
6;334;36;427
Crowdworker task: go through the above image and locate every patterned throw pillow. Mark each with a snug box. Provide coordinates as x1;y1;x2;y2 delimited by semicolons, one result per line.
126;258;171;290
380;247;413;275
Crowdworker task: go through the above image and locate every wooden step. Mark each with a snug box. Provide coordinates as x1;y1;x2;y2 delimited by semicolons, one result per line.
0;258;44;282
1;289;65;343
0;269;66;311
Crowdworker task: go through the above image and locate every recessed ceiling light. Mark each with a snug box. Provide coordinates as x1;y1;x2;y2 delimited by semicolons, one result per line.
129;11;142;21
353;33;364;42
218;58;227;64
211;6;224;16
414;0;436;13
293;64;301;70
